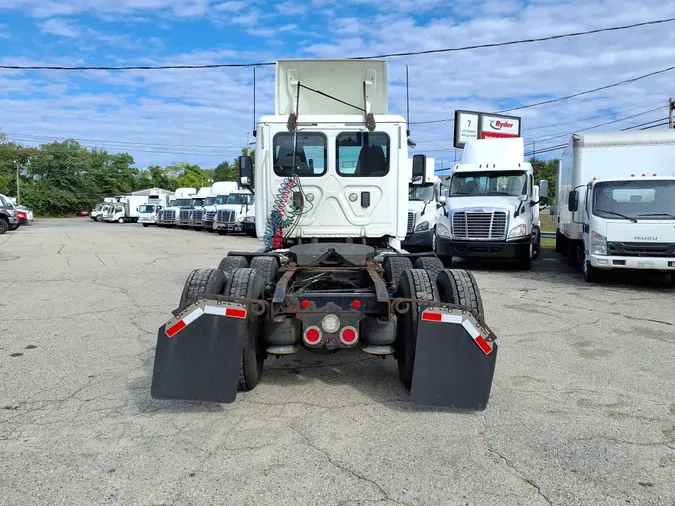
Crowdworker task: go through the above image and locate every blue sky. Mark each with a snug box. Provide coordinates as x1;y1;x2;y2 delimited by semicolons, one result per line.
1;0;675;172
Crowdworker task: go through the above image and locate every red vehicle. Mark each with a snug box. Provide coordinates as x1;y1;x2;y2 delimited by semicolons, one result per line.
78;210;90;217
16;209;27;224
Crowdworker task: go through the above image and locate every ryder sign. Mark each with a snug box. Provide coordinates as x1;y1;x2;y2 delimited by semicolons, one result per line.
454;110;521;148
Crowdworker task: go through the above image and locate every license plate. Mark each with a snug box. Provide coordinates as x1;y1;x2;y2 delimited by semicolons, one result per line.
638;260;655;268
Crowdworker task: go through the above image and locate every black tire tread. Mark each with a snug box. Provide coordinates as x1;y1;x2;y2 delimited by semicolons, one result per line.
437;269;485;323
395;268;440;389
413;256;445;282
384;256;413;290
226;268;265;391
0;218;8;235
218;255;249;274
178;268;227;310
249;256;279;295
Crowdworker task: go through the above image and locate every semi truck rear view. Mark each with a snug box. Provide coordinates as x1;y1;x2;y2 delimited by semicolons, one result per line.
556;130;675;283
150;59;499;410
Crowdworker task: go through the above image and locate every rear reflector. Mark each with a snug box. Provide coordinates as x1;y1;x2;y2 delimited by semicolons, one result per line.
304;326;322;345
420;309;493;355
340;326;358;345
165;303;247;338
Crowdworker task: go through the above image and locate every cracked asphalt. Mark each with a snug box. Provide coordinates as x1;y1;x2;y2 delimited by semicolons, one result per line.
1;218;674;506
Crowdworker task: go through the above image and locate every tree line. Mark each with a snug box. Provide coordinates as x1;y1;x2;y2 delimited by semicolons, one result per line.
0;130;253;216
0;129;559;217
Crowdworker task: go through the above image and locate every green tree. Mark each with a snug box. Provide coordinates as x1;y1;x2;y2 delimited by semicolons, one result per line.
529;157;559;202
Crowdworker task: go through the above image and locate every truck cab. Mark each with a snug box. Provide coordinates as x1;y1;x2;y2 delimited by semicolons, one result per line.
403;157;444;252
0;193;20;234
436;137;547;269
157;188;196;227
185;186;212;229
213;190;255;236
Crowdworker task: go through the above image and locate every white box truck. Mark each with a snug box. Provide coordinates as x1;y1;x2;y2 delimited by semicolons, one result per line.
436;137;548;269
109;195;148;223
139;191;173;227
402;157;445;252
556;130;675;283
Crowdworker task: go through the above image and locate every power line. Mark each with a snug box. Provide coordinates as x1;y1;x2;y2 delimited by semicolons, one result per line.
2;17;674;71
411;65;675;125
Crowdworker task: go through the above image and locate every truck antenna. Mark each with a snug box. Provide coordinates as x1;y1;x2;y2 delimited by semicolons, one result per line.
405;64;410;137
252;65;257;138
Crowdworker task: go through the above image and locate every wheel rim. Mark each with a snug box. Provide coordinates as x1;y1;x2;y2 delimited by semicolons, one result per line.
432;229;437;251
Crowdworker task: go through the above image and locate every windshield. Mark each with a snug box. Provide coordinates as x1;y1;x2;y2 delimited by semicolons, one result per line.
174;199;192;206
215;195;228;205
450;171;527;197
192;198;205;206
409;185;435;202
225;193;253;205
203;197;216;206
593;180;675;220
168;200;176;207
273;132;327;177
139;205;155;213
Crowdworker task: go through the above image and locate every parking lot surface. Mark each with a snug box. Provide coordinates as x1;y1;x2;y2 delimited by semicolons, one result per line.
1;219;674;506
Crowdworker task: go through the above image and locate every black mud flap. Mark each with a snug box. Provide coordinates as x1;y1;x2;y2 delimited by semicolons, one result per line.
410;308;498;410
150;300;249;403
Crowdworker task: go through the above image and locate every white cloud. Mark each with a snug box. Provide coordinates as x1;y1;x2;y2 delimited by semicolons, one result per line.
40;17;82;37
3;0;675;169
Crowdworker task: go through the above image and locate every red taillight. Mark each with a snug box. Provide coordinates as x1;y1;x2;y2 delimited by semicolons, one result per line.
351;300;361;309
421;310;443;322
340;326;358;345
225;307;247;319
301;299;310;309
304;326;322;345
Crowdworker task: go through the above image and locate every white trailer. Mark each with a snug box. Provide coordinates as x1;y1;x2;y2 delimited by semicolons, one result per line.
402;157;445;251
436;137;548;269
109;195;148;223
556;130;675;283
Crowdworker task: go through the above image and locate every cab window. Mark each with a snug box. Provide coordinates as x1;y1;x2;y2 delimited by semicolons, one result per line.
273;132;327;177
336;132;390;177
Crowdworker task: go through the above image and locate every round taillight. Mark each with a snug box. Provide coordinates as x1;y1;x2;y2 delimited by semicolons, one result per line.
352;300;361;309
301;299;310;309
340;326;358;345
304;326;321;344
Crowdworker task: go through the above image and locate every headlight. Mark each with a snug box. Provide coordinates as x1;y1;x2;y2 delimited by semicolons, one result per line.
508;224;527;239
437;222;451;237
414;221;429;232
243;216;254;223
591;232;607;255
7;210;15;217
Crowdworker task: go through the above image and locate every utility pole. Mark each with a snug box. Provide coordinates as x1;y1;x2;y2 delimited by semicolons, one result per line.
16;160;20;205
669;98;674;129
247;132;251;153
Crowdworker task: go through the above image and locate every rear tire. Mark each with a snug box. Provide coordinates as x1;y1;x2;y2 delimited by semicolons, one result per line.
436;269;485;324
178;268;227;311
226;268;265;391
218;255;249;274
532;227;541;260
518;243;533;270
384;256;413;291
142;224;149;227
413;256;445;282
395;269;440;390
0;219;8;235
249;256;279;296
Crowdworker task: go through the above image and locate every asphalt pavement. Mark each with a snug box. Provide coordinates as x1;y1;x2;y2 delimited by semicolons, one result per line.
1;218;674;506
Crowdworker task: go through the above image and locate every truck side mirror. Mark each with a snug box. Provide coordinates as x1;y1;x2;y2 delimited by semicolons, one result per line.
239;156;253;187
568;190;579;212
538;179;549;205
411;154;426;185
437;195;447;204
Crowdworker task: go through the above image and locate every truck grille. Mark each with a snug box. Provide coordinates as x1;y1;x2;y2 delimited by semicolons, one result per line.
216;210;235;223
179;210;191;221
452;211;507;240
157;211;164;220
607;241;675;258
192;210;204;221
407;212;415;234
165;210;176;221
204;211;216;222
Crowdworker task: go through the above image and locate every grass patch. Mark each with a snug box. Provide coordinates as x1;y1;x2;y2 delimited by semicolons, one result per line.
540;213;555;232
541;237;556;248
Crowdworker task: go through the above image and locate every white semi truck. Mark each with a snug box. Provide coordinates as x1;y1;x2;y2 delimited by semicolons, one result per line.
435;137;547;270
150;59;499;411
180;186;211;229
156;188;197;227
556;130;675;283
201;181;239;233
212;189;256;236
402;157;445;252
